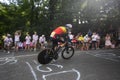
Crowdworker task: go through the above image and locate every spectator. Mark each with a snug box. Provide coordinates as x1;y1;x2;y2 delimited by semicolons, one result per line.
25;32;31;51
68;32;74;44
88;29;92;37
111;40;116;49
77;33;84;50
2;35;7;51
14;31;21;51
71;35;77;48
4;34;13;53
39;35;47;49
18;41;23;50
75;33;81;49
96;33;101;49
105;34;112;49
116;28;120;48
83;34;90;50
91;32;98;50
32;32;38;51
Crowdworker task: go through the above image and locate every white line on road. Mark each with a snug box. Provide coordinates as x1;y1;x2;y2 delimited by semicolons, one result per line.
16;54;38;58
0;54;38;59
26;62;38;80
86;52;120;62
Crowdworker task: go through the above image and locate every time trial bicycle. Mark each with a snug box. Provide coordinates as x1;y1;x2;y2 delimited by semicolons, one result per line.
38;41;74;64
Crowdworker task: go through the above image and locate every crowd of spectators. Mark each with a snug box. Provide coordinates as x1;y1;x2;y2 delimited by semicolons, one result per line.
1;31;47;53
68;31;120;51
0;26;120;53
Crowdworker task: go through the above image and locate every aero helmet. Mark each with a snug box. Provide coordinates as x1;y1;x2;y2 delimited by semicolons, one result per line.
65;24;72;28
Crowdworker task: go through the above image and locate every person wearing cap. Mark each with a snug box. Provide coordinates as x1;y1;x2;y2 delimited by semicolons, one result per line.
50;24;72;51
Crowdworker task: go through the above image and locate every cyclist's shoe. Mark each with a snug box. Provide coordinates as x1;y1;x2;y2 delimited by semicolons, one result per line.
53;54;58;60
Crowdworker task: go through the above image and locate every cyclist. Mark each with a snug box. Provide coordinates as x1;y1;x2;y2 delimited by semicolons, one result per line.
50;24;72;52
37;24;73;64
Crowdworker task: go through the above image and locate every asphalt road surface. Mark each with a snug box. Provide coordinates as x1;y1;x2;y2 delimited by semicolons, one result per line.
0;49;120;80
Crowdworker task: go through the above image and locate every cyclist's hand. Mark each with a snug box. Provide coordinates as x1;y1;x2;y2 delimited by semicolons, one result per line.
60;43;66;47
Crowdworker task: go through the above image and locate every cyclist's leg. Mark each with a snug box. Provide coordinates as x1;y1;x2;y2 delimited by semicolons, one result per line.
51;38;58;51
51;38;62;60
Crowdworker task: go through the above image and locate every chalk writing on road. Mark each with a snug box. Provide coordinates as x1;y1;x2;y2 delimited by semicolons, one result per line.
26;60;81;80
0;57;17;65
42;69;80;80
37;63;63;72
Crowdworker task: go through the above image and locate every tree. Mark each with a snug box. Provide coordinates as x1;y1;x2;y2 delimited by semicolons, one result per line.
0;0;120;36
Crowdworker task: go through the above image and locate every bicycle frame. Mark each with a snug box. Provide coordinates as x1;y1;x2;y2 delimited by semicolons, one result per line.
54;41;71;55
38;40;74;64
38;33;75;64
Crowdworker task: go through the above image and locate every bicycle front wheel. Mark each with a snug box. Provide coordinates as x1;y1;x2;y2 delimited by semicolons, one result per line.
38;49;53;64
61;46;74;59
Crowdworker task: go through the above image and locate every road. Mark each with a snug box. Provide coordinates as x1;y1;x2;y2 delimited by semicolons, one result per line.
0;49;120;80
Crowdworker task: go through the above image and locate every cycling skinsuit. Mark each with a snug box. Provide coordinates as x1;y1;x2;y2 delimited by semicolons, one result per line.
50;26;67;38
50;26;67;50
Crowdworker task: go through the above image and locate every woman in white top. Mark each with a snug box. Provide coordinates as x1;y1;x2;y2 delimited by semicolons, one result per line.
105;34;112;49
32;32;38;51
14;31;21;51
84;34;90;50
91;32;98;50
96;34;101;49
25;33;31;50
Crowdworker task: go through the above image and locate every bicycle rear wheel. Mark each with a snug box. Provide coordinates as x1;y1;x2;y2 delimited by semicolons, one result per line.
38;49;53;64
61;46;74;59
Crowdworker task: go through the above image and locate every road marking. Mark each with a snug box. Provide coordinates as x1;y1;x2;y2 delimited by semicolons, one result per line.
0;54;38;59
26;62;38;80
33;60;38;65
36;63;63;73
42;69;80;80
16;54;37;58
86;52;120;62
95;54;119;62
49;64;63;69
0;57;17;65
37;66;52;72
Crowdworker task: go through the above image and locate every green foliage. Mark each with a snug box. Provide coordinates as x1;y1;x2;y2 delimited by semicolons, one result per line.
0;0;120;37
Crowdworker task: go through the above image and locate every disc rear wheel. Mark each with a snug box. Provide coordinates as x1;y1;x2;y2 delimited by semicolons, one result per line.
38;49;53;64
